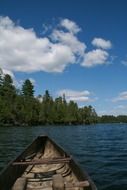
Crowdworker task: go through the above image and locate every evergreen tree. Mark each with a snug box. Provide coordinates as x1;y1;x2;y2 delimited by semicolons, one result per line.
22;79;34;97
39;90;53;124
54;97;65;123
0;69;99;126
0;74;16;125
1;74;16;97
64;101;79;124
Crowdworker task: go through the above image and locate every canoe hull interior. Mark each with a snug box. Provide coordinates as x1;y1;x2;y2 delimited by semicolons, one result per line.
0;135;97;190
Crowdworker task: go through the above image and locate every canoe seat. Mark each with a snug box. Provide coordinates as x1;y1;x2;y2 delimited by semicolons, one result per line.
11;177;27;190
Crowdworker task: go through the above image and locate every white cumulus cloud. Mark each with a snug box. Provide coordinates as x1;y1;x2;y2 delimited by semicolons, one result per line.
0;16;84;73
92;38;112;49
51;29;86;57
82;49;109;67
58;89;94;103
113;91;127;102
0;16;112;74
60;18;81;34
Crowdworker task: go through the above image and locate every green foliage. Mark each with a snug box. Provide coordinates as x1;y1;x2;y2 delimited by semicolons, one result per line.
0;74;17;125
0;69;99;126
99;115;127;123
22;79;34;97
39;90;54;124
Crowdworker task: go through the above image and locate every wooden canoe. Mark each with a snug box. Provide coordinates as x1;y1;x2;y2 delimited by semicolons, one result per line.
0;135;97;190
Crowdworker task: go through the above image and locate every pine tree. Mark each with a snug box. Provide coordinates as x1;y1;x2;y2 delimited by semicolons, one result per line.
0;74;16;124
22;79;34;97
40;90;53;124
65;101;79;124
2;74;16;99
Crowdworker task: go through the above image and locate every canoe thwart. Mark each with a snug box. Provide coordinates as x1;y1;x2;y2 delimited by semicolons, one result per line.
12;157;72;166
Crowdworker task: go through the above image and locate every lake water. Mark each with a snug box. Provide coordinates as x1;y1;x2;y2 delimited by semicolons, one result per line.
0;124;127;190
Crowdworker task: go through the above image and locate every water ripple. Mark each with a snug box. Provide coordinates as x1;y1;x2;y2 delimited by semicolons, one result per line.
0;124;127;189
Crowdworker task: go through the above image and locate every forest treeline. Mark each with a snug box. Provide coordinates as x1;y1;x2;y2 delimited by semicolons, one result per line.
98;115;127;123
0;70;98;126
0;69;127;126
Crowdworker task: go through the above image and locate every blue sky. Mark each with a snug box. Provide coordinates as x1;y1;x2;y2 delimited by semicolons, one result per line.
0;0;127;115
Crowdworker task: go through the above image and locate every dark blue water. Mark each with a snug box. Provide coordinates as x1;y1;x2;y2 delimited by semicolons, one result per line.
0;124;127;190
